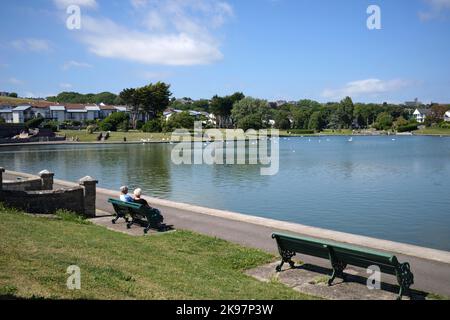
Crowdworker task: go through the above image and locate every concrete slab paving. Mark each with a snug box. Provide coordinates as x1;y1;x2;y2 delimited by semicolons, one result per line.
246;262;430;300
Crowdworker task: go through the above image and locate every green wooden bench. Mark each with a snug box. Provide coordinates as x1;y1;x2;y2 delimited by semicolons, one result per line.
272;232;414;300
108;198;165;234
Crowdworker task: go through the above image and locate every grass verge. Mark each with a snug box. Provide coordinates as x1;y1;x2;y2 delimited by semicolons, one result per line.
0;205;315;300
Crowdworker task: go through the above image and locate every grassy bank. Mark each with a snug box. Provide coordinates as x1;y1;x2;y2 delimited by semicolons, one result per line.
58;127;450;144
416;127;450;135
0;205;314;300
61;130;173;142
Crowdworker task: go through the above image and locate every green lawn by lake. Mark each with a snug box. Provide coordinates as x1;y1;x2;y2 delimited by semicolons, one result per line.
58;127;450;143
0;205;315;300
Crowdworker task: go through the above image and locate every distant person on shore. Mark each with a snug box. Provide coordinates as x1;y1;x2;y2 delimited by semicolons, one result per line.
120;186;133;202
133;188;149;207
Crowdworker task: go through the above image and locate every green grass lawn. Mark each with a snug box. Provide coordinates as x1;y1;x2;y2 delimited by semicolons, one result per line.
416;127;450;135
0;205;315;300
60;130;174;142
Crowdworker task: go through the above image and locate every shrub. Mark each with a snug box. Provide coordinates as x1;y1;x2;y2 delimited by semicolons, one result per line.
166;112;195;131
142;119;162;132
99;112;129;132
86;125;98;134
25;116;45;129
99;122;113;132
397;124;419;133
135;120;144;130
42;120;59;132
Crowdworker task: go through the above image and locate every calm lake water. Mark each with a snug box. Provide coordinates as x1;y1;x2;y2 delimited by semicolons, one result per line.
1;136;450;251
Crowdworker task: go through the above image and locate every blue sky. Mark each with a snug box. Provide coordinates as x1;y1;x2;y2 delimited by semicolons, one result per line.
0;0;449;103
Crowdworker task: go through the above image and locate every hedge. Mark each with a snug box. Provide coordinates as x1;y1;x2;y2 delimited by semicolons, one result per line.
397;124;418;133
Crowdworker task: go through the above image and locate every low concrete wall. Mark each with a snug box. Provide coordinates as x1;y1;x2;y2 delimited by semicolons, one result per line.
0;188;85;215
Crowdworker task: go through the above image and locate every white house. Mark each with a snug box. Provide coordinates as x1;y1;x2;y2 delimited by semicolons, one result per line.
12;105;33;123
85;106;101;121
445;111;450;122
0;107;13;123
66;108;87;122
50;106;66;122
413;108;431;123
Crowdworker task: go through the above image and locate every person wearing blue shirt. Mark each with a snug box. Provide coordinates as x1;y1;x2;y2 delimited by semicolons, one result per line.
120;186;133;202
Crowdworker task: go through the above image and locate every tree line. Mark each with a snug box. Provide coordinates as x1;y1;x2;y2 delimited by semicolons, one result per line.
41;83;449;133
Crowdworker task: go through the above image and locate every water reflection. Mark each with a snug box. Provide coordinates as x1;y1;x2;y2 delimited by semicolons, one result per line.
1;136;450;250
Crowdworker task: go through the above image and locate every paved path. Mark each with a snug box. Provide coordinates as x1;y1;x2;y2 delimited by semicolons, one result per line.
4;171;450;298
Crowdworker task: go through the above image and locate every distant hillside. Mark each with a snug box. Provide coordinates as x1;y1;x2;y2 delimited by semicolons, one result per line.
46;91;120;105
0;96;53;107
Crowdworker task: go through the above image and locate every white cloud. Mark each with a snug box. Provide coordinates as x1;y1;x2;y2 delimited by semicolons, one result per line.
130;0;147;9
65;0;233;66
11;39;52;53
53;0;97;9
8;78;24;85
62;60;93;70
60;83;73;89
419;0;450;20
322;79;411;100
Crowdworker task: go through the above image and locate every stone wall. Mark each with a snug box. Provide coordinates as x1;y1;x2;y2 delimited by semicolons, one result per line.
1;170;53;191
0;188;85;215
0;168;97;217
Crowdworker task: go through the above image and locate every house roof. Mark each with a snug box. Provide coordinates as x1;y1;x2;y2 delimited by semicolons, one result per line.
0;107;12;113
445;111;450;117
67;109;87;113
13;105;32;111
50;106;66;111
86;106;101;111
114;106;127;112
415;108;432;115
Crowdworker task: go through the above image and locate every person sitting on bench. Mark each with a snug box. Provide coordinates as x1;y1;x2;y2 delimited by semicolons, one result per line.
120;186;133;202
133;188;149;207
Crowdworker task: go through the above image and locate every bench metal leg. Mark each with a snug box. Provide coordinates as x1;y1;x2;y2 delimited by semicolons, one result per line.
127;218;136;229
275;249;296;272
396;262;414;300
326;246;347;286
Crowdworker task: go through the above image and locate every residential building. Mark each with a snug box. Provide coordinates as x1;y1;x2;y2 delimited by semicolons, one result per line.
86;106;101;121
445;111;450;122
413;108;431;123
50;106;66;122
0;107;13;123
12;105;33;123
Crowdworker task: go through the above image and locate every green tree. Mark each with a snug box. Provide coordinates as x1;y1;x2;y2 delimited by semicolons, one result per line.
274;111;291;130
99;112;129;132
137;82;172;121
231;97;271;130
166;112;195;131
291;109;311;129
337;97;354;129
8;92;18;98
210;92;245;128
119;88;139;128
374;112;393;130
308;111;325;131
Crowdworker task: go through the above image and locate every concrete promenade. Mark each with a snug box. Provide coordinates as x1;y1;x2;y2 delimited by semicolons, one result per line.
4;170;450;297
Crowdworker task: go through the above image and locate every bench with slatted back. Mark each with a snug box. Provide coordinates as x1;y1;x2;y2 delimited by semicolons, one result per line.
272;232;414;300
108;198;164;234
